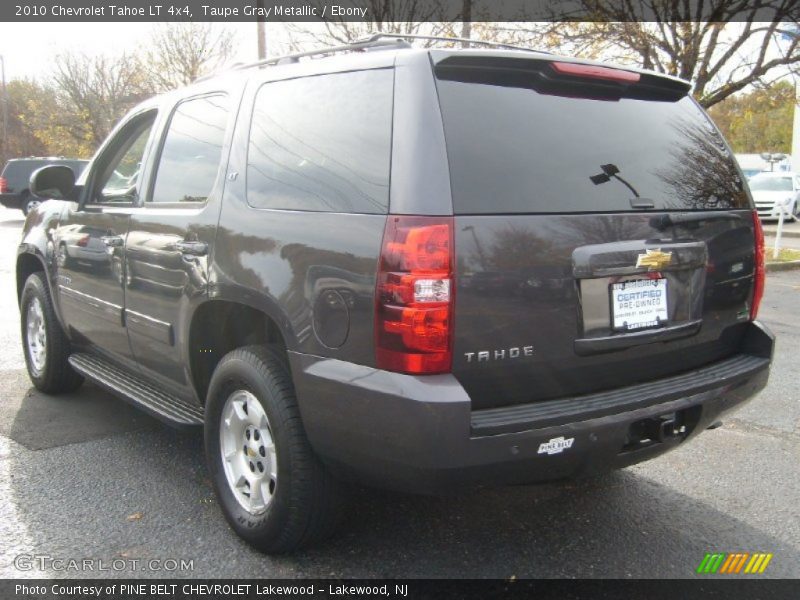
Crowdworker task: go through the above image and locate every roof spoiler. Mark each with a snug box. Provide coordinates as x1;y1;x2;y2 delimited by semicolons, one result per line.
433;54;691;102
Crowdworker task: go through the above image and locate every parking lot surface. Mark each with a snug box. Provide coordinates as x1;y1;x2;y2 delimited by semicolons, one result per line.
0;206;798;579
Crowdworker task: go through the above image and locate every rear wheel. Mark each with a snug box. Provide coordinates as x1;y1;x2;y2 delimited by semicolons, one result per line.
20;272;84;393
204;345;345;553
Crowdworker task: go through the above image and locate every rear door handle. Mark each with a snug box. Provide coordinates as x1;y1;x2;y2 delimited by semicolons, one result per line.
101;235;124;248
176;240;208;256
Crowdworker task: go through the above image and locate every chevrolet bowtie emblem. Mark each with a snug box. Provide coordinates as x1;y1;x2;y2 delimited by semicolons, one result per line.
636;249;673;270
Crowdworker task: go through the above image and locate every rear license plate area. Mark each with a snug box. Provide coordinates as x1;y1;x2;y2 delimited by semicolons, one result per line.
610;278;668;331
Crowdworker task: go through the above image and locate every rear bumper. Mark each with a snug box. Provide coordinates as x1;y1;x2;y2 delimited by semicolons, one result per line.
290;321;774;493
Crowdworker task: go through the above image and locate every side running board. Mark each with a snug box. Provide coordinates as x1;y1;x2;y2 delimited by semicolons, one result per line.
68;353;204;427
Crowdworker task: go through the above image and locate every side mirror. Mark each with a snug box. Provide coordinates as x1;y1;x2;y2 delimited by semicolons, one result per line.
30;165;76;200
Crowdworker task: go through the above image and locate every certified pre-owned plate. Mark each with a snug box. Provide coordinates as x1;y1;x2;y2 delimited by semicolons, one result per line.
610;278;668;331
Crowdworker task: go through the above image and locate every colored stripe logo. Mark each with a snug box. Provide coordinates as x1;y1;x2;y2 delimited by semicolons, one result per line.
696;552;773;574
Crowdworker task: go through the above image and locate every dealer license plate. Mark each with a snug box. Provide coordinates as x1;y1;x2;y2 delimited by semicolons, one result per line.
610;278;669;331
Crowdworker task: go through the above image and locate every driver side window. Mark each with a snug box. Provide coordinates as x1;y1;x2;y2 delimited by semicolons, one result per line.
92;112;156;205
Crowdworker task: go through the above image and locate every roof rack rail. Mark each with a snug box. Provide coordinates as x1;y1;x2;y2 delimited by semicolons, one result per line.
232;37;411;72
213;32;543;80
354;32;546;54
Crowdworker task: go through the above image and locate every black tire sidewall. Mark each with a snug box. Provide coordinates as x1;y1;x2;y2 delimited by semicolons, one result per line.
204;350;298;546
21;274;57;387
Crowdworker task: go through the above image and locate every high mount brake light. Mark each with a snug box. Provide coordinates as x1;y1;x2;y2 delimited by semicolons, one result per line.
751;210;765;320
375;215;454;375
551;61;641;83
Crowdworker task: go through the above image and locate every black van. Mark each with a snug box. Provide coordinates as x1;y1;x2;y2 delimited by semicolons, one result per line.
16;35;773;553
1;157;89;215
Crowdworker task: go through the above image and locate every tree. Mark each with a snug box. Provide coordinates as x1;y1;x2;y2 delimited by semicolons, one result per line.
52;52;152;150
285;0;456;50
1;80;50;164
485;0;800;108
145;23;237;90
707;81;795;152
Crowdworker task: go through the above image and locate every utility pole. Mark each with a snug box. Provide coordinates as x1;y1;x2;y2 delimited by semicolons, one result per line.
256;0;267;60
461;0;472;48
0;55;7;165
792;82;800;174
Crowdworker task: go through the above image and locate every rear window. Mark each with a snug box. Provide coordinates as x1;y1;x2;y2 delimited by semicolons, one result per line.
246;69;393;214
435;60;748;214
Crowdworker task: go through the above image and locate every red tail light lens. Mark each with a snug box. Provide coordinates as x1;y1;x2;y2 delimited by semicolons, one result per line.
750;210;765;320
375;215;454;374
551;61;641;83
0;177;7;193
76;235;90;247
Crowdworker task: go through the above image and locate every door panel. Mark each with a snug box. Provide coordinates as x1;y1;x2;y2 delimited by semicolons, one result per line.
124;94;232;397
55;110;158;363
124;215;214;391
55;209;131;357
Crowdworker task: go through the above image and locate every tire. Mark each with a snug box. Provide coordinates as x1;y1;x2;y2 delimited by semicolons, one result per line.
20;272;84;394
21;192;40;216
204;345;346;553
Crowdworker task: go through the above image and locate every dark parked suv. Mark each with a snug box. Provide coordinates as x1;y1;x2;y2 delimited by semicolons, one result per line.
1;157;89;215
15;35;773;553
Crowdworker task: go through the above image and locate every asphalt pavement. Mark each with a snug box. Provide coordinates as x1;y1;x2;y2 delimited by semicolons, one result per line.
0;206;798;579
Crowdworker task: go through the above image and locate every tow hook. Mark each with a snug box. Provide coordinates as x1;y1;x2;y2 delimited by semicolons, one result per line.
622;407;698;453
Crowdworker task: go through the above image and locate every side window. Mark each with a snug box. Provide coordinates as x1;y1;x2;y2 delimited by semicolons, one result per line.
150;95;230;204
93;114;155;205
246;69;393;214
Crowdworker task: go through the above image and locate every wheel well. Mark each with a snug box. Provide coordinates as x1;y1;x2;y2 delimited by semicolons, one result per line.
189;301;288;404
16;253;45;303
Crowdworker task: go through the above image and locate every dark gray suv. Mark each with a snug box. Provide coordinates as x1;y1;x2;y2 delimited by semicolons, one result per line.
15;35;774;553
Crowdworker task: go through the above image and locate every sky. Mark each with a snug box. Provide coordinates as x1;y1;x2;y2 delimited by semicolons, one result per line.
0;22;294;81
0;21;796;90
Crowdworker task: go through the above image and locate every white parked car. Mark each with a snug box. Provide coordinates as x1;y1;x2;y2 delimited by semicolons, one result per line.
748;172;800;221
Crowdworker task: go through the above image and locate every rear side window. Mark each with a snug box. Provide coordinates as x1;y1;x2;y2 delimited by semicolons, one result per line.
150;95;229;204
435;60;748;214
246;69;393;214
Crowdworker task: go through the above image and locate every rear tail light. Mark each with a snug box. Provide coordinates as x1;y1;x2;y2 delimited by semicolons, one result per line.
76;235;90;247
551;61;641;83
375;215;454;374
0;177;7;193
750;210;765;320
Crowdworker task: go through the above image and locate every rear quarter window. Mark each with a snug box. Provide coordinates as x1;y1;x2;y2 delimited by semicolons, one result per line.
246;69;393;214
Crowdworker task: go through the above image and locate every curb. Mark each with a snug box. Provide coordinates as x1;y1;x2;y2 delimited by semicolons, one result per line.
766;260;800;272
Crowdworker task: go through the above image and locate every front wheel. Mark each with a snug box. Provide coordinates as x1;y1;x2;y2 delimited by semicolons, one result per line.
20;272;84;393
204;345;345;553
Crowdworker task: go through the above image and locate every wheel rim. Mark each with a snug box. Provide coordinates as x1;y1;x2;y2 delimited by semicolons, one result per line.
219;390;277;515
26;297;47;374
25;199;41;213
